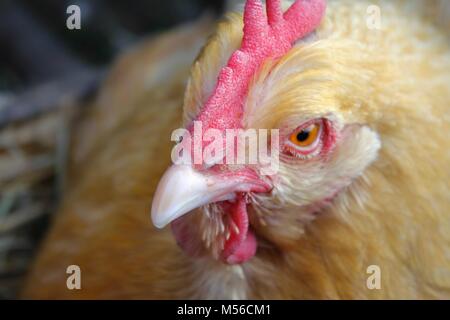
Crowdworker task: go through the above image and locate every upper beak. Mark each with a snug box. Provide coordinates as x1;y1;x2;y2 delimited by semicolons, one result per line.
151;165;243;228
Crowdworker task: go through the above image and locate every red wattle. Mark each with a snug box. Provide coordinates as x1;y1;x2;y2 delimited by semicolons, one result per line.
171;193;259;264
221;195;257;264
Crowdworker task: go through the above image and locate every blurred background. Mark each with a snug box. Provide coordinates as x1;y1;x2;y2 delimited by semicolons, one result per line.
0;0;227;299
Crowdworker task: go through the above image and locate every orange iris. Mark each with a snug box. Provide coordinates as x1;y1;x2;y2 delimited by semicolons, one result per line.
289;123;321;147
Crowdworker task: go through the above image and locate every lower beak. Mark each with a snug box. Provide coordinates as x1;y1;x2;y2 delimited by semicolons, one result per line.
150;165;269;229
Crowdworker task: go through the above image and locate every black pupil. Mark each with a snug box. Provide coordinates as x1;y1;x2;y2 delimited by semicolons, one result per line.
296;130;310;142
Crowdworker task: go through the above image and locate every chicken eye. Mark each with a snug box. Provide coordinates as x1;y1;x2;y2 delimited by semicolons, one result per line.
283;120;329;158
289;123;321;147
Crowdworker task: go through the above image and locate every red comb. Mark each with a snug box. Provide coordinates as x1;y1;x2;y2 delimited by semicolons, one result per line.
191;0;326;151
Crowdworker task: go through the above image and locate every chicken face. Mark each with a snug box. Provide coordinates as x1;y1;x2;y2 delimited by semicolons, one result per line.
151;0;381;264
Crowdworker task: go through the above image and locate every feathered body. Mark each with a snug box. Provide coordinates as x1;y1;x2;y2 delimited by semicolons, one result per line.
23;0;450;299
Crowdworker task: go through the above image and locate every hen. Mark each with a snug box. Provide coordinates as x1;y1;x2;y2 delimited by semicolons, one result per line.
23;0;450;299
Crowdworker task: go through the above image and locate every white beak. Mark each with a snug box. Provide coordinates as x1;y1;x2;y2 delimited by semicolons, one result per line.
151;165;240;229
